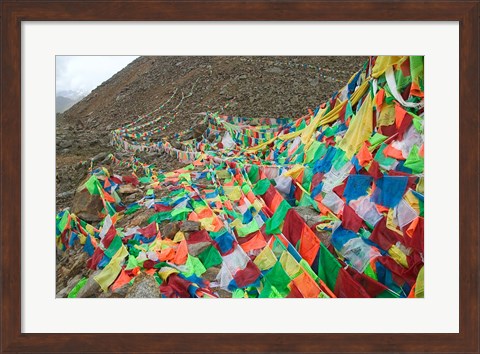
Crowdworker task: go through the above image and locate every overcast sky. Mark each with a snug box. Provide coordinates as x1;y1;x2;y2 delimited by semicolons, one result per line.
56;56;139;95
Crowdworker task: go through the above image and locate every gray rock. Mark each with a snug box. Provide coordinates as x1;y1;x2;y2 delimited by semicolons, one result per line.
202;266;221;283
76;271;102;298
56;286;70;298
293;206;322;227
193;124;207;136
308;77;319;87
187;241;211;257
57;190;75;199
59;140;73;148
180;220;201;233
71;184;104;223
91;151;109;162
265;67;283;74
118;183;139;195
160;222;180;239
126;274;160;298
56;274;83;298
98;283;131;298
124;193;140;204
112;283;131;297
126;208;156;228
66;273;84;288
66;250;89;278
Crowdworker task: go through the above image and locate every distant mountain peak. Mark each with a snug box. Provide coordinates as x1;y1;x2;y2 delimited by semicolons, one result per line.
56;89;89;101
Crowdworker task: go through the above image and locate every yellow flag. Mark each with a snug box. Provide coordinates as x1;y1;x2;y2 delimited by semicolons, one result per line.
416;177;424;194
388;244;408;268
377;102;396;127
94;244;129;292
404;190;420;214
338;94;374;159
254;246;277;271
386;208;403;236
199;217;216;231
173;231;185;243
415;266;424;298
284;165;304;179
158;267;179;281
300;107;327;147
279;251;302;279
372;56;405;78
224;186;242;201
246;76;368;152
278;129;304;141
252;200;263;212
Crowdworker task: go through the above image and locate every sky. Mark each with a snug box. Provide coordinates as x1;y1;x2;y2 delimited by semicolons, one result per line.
55;56;139;96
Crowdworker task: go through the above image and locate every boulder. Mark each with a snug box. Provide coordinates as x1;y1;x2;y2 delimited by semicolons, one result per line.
118;183;139;195
71;187;104;223
126;274;160;298
98;283;131;298
124;193;140;204
66;273;84;289
56;286;70;298
91;151;109;163
203;266;231;298
192;123;207;139
127;208;156;228
180;220;201;233
76;270;102;298
112;283;131;297
59;140;73;148
56;273;83;298
160;222;180;239
187;241;211;257
57;190;75;199
67;251;89;278
202;266;221;283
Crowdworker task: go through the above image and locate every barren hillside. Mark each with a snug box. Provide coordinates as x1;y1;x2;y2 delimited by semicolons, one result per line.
56;56;367;209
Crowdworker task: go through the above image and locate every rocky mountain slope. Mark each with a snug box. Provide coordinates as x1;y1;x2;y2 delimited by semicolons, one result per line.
56;56;367;210
56;96;76;113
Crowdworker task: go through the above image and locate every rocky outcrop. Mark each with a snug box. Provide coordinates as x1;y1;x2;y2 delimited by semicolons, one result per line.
126;274;160;298
71;186;104;223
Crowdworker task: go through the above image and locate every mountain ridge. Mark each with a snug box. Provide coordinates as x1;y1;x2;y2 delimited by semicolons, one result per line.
56;56;367;209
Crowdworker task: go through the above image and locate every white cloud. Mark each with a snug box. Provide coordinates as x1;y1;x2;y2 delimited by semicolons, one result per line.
55;56;138;95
